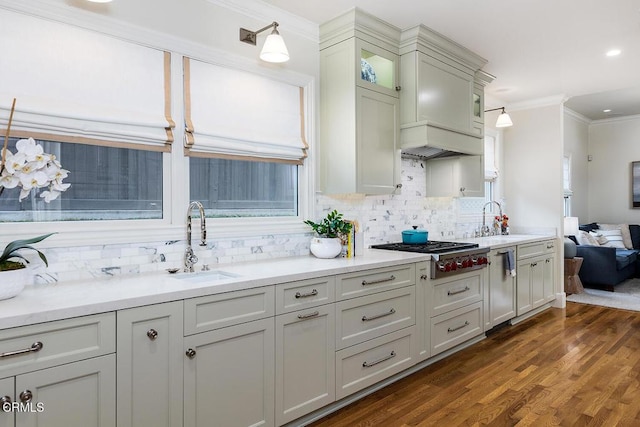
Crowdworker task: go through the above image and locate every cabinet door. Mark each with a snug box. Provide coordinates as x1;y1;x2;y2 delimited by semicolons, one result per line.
15;354;115;427
414;262;431;361
356;39;399;98
488;249;516;326
458;155;484;197
0;377;13;427
117;301;183;427
275;305;335;426
530;260;545;309
184;318;274;427
543;256;556;302
516;260;532;316
425;156;483;197
356;88;399;195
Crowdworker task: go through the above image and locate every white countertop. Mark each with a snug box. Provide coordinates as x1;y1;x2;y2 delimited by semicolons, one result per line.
0;234;556;330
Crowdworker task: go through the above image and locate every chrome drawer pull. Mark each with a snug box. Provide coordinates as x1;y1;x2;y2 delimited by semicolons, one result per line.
362;308;396;322
147;329;158;340
447;286;470;296
297;311;320;320
362;275;395;286
295;289;318;299
448;321;470;333
362;351;396;368
1;341;43;358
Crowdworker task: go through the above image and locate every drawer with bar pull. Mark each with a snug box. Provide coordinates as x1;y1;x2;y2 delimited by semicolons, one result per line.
0;312;115;378
335;286;415;350
275;277;335;315
431;270;482;317
430;301;483;356
335;326;415;400
335;264;415;301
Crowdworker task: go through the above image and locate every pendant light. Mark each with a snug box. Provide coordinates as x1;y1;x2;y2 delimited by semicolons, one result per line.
485;107;513;128
239;21;289;63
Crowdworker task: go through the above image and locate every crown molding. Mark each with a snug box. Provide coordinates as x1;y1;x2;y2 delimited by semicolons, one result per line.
507;94;568;112
206;0;318;42
591;113;640;126
563;108;592;125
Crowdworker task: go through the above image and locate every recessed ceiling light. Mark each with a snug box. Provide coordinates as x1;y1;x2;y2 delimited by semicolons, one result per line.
603;109;612;113
606;49;621;57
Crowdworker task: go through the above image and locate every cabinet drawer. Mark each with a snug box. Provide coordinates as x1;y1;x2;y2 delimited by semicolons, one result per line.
184;286;274;335
431;301;483;356
336;264;415;300
544;239;557;254
335;326;415;400
275;277;335;315
335;286;415;350
431;271;482;317
517;242;545;260
0;312;115;378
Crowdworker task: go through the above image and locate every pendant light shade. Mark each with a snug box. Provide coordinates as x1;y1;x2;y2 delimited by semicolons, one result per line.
259;29;289;63
240;21;290;63
485;107;514;128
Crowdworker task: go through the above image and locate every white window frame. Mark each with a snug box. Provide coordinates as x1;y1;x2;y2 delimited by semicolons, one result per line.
0;5;314;247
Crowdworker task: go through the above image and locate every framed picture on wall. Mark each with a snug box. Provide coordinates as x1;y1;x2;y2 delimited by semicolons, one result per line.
633;161;640;208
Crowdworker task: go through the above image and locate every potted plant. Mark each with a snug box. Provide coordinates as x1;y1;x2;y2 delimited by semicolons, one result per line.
304;210;352;258
0;234;54;301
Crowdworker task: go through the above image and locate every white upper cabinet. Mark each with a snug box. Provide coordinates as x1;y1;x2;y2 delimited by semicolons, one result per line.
319;8;402;195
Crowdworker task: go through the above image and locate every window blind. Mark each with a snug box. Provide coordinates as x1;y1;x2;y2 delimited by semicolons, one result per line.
183;57;308;164
484;135;499;181
0;9;174;152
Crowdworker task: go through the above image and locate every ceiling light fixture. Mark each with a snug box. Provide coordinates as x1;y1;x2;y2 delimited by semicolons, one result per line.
606;49;621;57
484;107;514;128
603;109;612;113
239;21;289;63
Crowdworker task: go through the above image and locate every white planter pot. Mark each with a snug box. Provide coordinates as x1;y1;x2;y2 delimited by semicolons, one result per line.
309;237;342;259
0;267;30;301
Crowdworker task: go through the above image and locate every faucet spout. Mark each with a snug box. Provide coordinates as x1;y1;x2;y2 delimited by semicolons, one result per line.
185;201;207;272
481;201;503;236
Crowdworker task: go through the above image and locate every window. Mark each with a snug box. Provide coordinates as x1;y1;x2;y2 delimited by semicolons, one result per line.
0;138;163;222
563;155;572;217
190;158;297;218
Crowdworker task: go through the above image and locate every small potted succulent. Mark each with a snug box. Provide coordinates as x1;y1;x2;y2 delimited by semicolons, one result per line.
0;234;53;300
304;210;352;258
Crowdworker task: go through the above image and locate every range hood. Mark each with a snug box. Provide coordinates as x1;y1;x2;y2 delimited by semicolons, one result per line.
400;121;483;160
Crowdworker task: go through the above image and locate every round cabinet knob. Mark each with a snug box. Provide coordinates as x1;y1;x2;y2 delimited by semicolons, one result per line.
185;348;196;359
420;274;428;280
147;329;158;340
0;396;12;412
19;390;32;403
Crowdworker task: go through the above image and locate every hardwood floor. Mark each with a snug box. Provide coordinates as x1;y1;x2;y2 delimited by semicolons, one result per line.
309;303;640;426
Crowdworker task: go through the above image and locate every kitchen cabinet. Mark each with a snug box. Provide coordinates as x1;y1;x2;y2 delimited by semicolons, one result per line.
486;247;517;329
414;262;431;361
183;318;275;427
0;313;116;427
319;8;402;195
399;25;492;156
424;155;484;197
516;240;557;316
117;301;183;427
275;304;335;426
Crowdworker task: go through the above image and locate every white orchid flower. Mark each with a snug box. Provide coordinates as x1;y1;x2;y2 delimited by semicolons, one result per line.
0;170;20;189
19;170;49;190
40;190;61;203
51;181;70;192
4;151;27;174
15;137;44;161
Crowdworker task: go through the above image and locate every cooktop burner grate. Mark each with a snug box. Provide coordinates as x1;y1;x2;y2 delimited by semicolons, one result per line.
370;240;479;254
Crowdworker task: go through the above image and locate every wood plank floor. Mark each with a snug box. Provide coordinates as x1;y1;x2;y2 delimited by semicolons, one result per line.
309;303;640;426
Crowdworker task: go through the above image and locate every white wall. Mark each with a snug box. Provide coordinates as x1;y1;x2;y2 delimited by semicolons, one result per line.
563;110;589;222
588;115;640;223
503;104;564;235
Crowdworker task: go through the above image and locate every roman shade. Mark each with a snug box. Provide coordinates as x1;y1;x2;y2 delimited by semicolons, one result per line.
183;57;308;164
484;135;499;181
0;9;174;151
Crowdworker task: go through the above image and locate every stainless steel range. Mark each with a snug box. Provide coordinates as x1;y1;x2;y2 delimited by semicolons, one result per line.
370;241;490;279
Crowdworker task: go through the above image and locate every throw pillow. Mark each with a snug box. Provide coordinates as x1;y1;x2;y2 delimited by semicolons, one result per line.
577;230;599;246
598;229;626;249
599;223;633;249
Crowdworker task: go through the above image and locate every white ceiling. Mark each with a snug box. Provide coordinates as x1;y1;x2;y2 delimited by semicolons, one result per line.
266;0;640;120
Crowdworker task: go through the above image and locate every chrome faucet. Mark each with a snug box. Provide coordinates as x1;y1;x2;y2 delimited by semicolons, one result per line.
481;201;503;237
184;201;207;272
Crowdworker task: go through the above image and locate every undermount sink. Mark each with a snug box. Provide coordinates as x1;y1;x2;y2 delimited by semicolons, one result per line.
170;270;239;283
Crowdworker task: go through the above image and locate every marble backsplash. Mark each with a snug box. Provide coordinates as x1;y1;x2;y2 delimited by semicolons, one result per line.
33;158;489;283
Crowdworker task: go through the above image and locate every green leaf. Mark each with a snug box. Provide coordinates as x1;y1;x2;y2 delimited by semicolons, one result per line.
0;233;55;268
